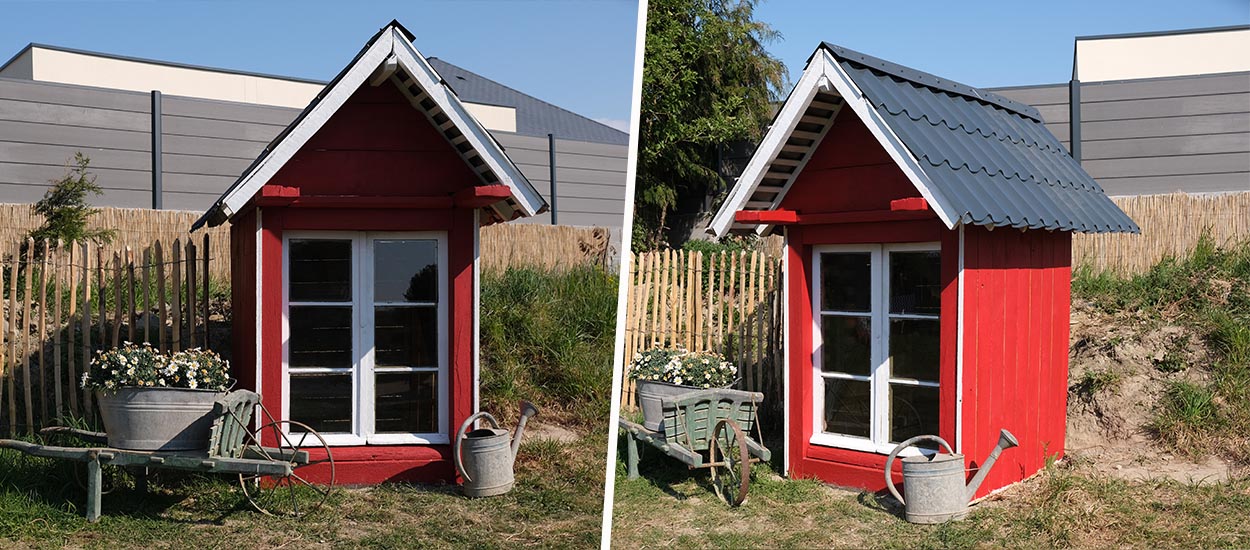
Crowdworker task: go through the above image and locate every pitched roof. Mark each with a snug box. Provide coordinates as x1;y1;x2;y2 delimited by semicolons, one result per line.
192;20;546;229
429;58;628;145
709;43;1139;237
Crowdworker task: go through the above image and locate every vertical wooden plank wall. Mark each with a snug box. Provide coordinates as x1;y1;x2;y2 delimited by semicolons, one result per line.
0;238;219;435
621;246;785;420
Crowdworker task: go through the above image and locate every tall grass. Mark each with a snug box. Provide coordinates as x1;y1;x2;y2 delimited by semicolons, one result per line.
479;266;618;431
1073;235;1250;463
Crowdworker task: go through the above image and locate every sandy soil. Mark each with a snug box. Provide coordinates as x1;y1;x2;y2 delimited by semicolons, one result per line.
1065;300;1237;483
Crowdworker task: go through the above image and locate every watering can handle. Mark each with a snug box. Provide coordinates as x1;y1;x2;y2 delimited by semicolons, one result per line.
883;434;955;506
454;411;500;484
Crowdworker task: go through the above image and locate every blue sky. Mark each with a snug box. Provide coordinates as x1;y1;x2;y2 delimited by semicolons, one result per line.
756;0;1249;90
0;0;640;131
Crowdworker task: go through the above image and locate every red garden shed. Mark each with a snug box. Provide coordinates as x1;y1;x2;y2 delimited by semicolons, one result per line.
710;44;1138;499
192;21;547;485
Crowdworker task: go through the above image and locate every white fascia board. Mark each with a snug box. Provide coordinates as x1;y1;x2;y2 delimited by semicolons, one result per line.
818;50;958;229
219;31;396;217
391;30;545;217
708;59;832;238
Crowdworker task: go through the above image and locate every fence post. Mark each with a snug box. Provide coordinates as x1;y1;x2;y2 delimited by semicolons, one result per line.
7;248;17;435
155;240;166;353
171;239;181;353
202;233;210;350
67;242;79;417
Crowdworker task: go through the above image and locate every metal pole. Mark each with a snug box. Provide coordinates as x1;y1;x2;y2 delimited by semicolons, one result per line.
151;90;163;209
548;133;557;225
1068;79;1081;162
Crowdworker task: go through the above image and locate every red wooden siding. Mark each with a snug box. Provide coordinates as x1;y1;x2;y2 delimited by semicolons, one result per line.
785;220;956;489
960;226;1071;499
776;95;1074;497
249;206;476;484
229;209;257;393
270;82;480;198
226;76;484;485
778;110;923;214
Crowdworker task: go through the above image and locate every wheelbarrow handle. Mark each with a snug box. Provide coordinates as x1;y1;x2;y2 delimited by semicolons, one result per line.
883;434;954;506
453;411;500;484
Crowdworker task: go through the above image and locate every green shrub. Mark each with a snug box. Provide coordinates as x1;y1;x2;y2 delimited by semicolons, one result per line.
479;266;617;430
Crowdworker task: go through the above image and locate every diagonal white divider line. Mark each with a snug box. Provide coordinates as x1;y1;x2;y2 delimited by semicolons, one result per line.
600;2;648;547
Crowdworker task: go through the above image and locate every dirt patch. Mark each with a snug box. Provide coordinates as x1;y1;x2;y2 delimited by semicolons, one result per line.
1066;300;1237;483
523;421;581;444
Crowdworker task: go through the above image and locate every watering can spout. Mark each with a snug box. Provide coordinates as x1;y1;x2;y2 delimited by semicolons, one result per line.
510;401;540;460
964;429;1019;502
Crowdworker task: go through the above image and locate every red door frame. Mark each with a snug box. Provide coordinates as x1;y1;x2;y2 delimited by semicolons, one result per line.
785;219;959;490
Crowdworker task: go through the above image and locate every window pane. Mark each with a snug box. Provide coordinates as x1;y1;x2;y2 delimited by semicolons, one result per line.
890;319;940;381
375;372;438;433
820;315;871;376
820;252;871;312
289;306;353;368
890;384;940;443
889;251;941;315
374;240;438;303
290;373;352;433
822;378;870;438
375;307;438;368
289;239;351;302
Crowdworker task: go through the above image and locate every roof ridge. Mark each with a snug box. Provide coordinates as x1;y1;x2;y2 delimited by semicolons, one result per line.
428;58;627;138
820;42;1043;121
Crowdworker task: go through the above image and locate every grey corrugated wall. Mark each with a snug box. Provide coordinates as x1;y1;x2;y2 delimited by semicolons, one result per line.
992;71;1250;196
0;77;627;229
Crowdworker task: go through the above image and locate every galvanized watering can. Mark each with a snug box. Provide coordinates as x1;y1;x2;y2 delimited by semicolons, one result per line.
884;429;1019;524
453;401;539;498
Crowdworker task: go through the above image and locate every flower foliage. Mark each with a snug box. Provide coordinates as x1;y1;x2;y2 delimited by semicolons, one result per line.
82;342;231;392
628;347;737;389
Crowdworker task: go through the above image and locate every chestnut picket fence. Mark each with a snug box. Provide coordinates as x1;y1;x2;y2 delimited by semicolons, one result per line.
0;235;219;436
620;247;785;425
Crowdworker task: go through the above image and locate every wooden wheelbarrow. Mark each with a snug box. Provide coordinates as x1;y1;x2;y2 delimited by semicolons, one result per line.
619;388;770;506
0;390;334;521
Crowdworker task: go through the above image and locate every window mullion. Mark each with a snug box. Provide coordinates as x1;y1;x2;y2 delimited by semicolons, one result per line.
357;235;371;441
872;245;889;446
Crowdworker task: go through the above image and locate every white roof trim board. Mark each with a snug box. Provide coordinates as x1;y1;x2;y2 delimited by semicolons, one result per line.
198;23;544;228
709;50;953;237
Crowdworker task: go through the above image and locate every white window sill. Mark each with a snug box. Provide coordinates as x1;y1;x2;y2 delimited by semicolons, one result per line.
289;433;449;446
810;433;934;457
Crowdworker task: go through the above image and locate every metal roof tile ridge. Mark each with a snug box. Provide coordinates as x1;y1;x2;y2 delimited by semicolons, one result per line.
427;58;627;138
866;89;1063;154
822;42;1043;121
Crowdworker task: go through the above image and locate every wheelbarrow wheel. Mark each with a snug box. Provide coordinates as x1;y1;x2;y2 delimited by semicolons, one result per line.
710;418;751;507
238;420;335;518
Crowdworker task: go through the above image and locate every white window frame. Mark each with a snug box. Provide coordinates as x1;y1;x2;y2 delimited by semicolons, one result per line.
811;242;940;456
282;230;449;446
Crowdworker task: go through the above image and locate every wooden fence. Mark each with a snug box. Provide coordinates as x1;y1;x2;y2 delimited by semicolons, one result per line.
0;204;231;281
0;235;219;436
1;204;615;278
480;223;613;273
621;247;784;423
1074;192;1250;274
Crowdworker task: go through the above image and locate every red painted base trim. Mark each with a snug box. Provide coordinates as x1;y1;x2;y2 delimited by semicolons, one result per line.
792;445;902;491
296;445;455;485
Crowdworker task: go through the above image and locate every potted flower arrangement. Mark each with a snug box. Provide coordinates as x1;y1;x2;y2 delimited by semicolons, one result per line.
629;347;737;431
82;342;232;451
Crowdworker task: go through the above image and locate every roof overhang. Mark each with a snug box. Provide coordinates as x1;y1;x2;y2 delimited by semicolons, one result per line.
192;21;547;230
709;47;956;237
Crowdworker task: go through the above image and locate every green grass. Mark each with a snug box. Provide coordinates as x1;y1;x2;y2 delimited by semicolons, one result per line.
611;450;1250;549
0;264;618;548
1074;236;1250;464
479;266;618;430
0;432;607;549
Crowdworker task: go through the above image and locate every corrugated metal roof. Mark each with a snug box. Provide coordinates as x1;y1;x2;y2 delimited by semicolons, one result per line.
428;58;628;146
823;43;1139;234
